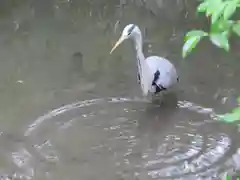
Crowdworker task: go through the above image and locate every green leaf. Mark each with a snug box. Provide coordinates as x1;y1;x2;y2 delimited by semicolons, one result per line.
224;1;237;20
232;22;240;36
206;0;223;17
184;30;208;41
222;30;230;38
211;19;233;33
211;2;227;24
183;30;207;58
197;1;209;13
237;96;240;104
232;107;240;114
182;36;202;58
221;108;240;122
210;33;230;51
223;173;231;180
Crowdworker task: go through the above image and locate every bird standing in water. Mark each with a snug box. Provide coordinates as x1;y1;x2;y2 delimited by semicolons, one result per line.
110;24;179;98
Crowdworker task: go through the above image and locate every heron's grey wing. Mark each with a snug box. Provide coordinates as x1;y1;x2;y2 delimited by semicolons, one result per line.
146;56;178;89
157;66;178;88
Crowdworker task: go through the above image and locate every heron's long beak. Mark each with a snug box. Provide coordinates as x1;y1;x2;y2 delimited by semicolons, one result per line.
110;36;125;54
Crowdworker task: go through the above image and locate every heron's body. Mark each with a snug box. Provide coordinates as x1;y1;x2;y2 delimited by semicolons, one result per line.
138;56;178;94
110;24;179;97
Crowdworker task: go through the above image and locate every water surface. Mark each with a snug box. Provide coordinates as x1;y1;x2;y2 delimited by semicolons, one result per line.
0;0;239;179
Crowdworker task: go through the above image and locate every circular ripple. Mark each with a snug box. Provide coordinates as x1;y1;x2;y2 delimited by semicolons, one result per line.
3;97;240;180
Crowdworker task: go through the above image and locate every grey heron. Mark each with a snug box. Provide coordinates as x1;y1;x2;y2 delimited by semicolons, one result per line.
110;24;179;97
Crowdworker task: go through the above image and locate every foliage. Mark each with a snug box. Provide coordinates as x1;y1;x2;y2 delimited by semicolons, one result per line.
182;0;240;58
182;0;240;123
220;97;240;122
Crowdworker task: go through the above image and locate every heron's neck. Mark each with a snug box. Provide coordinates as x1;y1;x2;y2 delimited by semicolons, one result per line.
132;33;145;63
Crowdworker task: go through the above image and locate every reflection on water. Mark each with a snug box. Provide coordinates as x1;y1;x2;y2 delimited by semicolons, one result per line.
0;0;239;179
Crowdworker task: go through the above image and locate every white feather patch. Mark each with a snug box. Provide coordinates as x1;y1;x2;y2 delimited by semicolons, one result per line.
139;62;152;96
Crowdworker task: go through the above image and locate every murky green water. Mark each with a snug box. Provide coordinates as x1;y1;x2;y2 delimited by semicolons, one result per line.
0;0;239;179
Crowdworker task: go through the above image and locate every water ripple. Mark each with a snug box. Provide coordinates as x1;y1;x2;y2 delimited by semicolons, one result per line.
1;97;239;180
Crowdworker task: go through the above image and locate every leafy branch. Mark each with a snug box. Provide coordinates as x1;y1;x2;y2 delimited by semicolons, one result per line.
182;0;240;58
182;0;240;123
219;97;240;123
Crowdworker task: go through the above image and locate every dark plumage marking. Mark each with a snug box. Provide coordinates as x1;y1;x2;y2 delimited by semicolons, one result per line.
155;85;166;94
137;73;140;84
127;24;136;35
137;55;142;85
137;70;167;94
152;70;166;94
152;70;160;86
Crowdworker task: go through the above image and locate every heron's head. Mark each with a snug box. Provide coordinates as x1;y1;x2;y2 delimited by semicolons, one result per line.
110;24;140;54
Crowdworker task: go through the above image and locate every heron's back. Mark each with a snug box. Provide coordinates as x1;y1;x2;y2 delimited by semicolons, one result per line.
146;56;178;89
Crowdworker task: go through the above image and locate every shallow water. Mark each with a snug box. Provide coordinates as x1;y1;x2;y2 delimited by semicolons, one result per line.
0;0;240;179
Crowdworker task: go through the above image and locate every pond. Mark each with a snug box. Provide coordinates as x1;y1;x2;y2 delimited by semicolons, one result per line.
0;0;239;179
